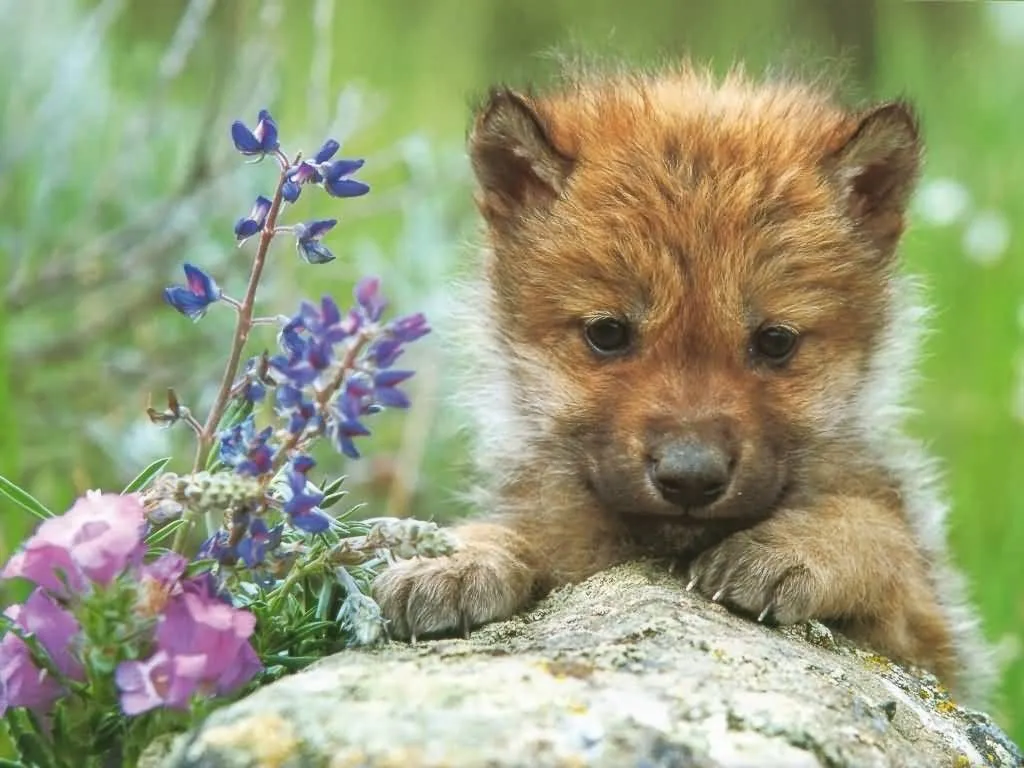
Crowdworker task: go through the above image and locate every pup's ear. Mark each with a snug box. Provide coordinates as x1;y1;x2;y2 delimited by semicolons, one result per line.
828;101;922;259
468;88;575;231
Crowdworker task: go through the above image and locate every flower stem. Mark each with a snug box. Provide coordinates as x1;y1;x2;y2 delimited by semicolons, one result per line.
172;165;290;554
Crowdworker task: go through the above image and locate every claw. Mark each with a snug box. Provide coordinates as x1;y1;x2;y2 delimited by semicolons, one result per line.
711;588;724;603
686;576;698;592
409;632;417;645
757;604;772;623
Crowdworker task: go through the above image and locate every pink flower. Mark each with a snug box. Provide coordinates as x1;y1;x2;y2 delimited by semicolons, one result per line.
2;491;147;594
156;591;261;695
0;588;84;717
114;651;202;715
115;582;262;715
134;552;188;619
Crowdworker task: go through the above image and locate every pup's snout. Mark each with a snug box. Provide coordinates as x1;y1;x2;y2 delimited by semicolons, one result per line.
647;423;735;508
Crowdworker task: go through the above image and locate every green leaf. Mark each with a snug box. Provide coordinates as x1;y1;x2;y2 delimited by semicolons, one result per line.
144;519;187;546
319;475;347;495
314;580;335;621
0;474;54;520
320;490;348;510
90;711;127;756
6;710;56;768
121;457;172;494
184;559;217;578
318;477;348;510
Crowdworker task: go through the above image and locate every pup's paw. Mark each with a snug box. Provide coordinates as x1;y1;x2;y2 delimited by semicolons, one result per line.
686;531;825;625
371;550;533;641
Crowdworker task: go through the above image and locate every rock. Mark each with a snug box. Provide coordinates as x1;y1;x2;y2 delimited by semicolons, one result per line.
159;561;1022;768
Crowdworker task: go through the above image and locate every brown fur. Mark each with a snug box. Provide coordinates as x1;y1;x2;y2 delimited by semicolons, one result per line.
372;61;994;705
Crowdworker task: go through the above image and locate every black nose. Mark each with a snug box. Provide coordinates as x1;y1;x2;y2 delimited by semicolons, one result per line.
648;439;731;508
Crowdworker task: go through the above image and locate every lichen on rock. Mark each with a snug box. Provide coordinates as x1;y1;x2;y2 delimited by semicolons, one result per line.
158;561;1023;768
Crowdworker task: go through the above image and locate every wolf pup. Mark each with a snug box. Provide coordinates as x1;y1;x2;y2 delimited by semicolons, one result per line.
372;61;993;705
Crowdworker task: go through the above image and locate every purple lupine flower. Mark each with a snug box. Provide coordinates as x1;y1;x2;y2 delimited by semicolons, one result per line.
282;458;331;533
218;416;274;477
281;156;328;202
366;337;405;369
354;276;387;323
198;530;235;566
373;369;415;409
2;492;147;595
291;454;316;474
235;356;271;404
342;371;374;400
323;373;382;460
322;158;369;198
293;219;337;265
280;178;302;203
269;338;333;388
0;589;84;717
277;317;308;359
386;312;431;343
298;296;359;344
234;195;272;243
230;109;279;159
328;401;372;460
235;519;283;568
275;384;319;436
289;162;322;185
280;139;340;203
269;297;360;387
281;162;321;203
163;264;223;322
313;139;340;164
243;381;266;403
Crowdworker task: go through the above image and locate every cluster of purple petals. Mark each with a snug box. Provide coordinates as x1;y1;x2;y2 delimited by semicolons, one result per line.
164;108;370;321
0;493;260;718
161;108;429;581
265;276;430;461
197;276;430;571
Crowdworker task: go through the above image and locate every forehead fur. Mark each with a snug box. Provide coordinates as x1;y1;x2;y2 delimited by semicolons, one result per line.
522;63;865;250
483;64;883;327
531;63;857;172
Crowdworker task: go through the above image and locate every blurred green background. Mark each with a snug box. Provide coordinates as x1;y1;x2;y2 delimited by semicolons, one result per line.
0;0;1021;746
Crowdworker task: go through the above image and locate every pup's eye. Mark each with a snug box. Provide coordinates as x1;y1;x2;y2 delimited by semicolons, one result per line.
584;318;632;355
752;325;799;364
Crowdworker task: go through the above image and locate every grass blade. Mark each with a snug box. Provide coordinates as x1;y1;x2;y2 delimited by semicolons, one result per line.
0;474;54;521
121;456;172;494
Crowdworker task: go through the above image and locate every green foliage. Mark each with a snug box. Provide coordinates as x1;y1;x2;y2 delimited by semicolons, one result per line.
121;458;173;495
0;476;55;522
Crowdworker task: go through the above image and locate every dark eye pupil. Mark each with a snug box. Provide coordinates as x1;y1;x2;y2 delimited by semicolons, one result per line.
585;319;631;354
755;326;798;362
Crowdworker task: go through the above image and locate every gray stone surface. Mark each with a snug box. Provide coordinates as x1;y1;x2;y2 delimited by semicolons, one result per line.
159;561;1022;768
